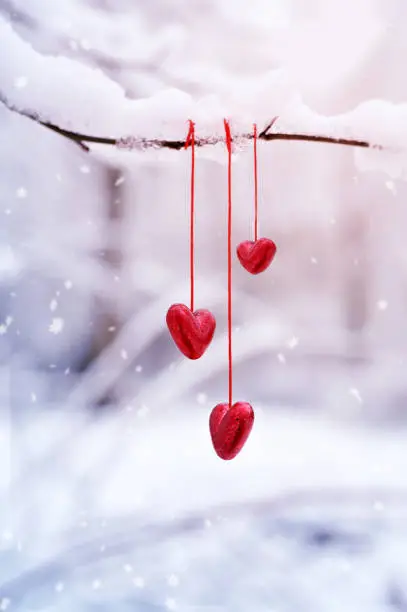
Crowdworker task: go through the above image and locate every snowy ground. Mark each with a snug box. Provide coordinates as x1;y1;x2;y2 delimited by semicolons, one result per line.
0;400;406;612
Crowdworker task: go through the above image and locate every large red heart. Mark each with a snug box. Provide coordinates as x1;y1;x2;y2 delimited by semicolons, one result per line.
209;401;254;460
236;237;277;274
166;303;216;360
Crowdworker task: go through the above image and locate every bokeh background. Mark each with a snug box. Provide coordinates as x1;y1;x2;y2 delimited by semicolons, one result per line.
1;0;407;610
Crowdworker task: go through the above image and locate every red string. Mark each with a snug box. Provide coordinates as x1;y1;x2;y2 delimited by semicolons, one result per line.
253;123;258;242
224;119;233;407
185;120;195;312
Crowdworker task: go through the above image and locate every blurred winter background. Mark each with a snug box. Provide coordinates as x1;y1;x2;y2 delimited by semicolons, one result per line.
1;0;407;610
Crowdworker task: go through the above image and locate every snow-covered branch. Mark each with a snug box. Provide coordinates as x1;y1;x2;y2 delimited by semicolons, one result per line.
1;11;406;164
0;93;376;154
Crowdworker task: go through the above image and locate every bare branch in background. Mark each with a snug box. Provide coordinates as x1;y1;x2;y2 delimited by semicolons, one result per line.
0;93;379;154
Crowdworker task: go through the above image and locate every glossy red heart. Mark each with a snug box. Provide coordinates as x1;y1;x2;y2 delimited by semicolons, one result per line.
236;237;277;274
166;303;216;360
209;401;254;460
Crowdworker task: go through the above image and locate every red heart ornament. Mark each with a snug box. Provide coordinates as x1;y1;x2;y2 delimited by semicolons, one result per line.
236;237;277;274
209;401;254;460
166;303;216;360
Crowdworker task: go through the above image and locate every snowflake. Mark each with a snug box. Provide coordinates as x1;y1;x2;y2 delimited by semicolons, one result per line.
167;574;180;587
377;300;388;311
49;318;64;334
0;598;11;611
0;325;7;335
15;187;27;199
50;299;58;312
286;336;299;349
349;387;363;404
133;576;145;588
64;279;73;290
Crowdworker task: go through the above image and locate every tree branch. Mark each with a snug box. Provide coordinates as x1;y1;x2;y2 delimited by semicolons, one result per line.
0;92;380;154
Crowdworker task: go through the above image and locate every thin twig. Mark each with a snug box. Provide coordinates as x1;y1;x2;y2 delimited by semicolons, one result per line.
0;92;379;154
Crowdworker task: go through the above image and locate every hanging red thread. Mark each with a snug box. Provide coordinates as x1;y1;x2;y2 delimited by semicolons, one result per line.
236;123;277;275
166;121;216;360
224;118;233;407
185;120;195;311
208;119;254;461
253;123;258;242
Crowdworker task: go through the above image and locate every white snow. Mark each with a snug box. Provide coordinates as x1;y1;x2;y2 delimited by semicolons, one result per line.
49;318;64;334
2;8;407;172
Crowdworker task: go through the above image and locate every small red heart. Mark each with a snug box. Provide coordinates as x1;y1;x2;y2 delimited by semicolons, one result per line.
209;401;254;460
236;237;277;274
166;303;216;360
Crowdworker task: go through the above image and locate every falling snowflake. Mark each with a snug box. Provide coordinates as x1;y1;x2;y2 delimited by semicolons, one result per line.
64;279;73;290
133;576;145;588
167;574;180;587
91;579;102;590
15;187;27;199
286;336;299;349
49;318;64;334
277;353;286;364
50;299;58;312
349;387;363;404
377;300;388;311
0;325;7;336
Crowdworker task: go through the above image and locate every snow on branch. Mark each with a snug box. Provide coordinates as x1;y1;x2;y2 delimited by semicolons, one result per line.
0;92;375;153
2;13;407;167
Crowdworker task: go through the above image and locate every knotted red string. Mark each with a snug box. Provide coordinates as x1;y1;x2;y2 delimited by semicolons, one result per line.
224;119;233;407
185;120;195;311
